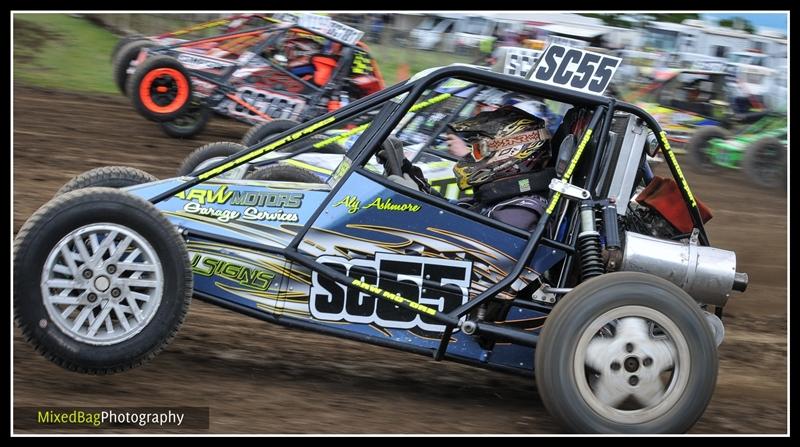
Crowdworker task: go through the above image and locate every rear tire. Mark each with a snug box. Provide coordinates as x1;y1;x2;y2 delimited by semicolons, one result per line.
535;272;717;433
245;164;323;183
177;142;248;177
13;188;192;374
242;120;346;154
57;166;158;196
241;119;301;147
686;126;728;173
127;56;193;122
742;137;786;190
113;39;155;96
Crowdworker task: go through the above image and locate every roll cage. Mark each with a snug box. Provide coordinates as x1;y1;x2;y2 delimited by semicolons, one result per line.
147;65;710;355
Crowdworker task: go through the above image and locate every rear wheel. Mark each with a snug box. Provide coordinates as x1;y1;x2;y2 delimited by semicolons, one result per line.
57;166;158;196
535;272;717;433
242;120;347;155
127;56;193;122
742;137;786;190
176;142;249;178
112;39;155;96
158;102;211;139
241;119;301;147
686;126;728;173
13;188;192;373
245;164;323;183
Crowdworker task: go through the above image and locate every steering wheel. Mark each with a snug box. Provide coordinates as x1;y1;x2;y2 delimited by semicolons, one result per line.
376;136;405;177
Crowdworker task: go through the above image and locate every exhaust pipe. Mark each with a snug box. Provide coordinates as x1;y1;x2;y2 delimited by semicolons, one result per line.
620;230;748;307
733;272;749;292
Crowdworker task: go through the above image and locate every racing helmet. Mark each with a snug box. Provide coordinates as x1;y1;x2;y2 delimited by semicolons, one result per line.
450;104;552;190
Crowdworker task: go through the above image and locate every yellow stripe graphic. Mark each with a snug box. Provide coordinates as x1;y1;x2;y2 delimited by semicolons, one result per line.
199;116;337;180
659;131;697;208
545;128;593;214
351;279;438;316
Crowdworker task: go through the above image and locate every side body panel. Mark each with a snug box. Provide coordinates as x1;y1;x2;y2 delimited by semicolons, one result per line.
127;173;565;373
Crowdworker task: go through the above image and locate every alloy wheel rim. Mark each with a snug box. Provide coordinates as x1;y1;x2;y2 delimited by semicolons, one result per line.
573;305;691;425
40;223;164;345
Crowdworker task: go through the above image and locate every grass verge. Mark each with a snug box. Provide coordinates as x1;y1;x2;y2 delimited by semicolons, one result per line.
13;13;476;93
14;13;120;94
367;42;475;85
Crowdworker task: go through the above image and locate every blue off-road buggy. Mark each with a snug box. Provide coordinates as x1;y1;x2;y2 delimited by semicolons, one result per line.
14;45;749;433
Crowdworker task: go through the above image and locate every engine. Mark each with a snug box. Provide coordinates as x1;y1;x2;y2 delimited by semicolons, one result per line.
596;113;748;309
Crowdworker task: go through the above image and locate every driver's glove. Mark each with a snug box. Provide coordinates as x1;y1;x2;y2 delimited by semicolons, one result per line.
400;159;442;198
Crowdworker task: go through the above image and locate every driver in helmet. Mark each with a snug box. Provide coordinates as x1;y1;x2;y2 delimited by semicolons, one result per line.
445;101;555;231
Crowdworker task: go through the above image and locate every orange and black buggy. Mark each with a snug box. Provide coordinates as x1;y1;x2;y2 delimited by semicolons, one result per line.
120;13;385;138
111;14;279;96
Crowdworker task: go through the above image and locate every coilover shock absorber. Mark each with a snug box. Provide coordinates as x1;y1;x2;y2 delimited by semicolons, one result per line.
578;204;605;280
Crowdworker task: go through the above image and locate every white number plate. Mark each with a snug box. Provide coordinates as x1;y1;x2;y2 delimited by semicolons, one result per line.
528;44;622;96
273;13;364;45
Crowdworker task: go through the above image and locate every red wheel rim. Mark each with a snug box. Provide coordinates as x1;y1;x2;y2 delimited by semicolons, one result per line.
139;68;190;114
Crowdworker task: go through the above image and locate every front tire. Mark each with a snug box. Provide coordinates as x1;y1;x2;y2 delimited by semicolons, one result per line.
14;188;192;374
742;137;786;190
56;166;158;196
535;272;717;433
127;56;193;122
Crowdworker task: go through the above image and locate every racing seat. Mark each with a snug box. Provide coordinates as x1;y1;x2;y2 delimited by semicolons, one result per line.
310;54;339;87
550;107;592;177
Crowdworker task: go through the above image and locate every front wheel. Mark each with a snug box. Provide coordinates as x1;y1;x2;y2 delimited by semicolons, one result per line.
13;188;193;373
127;55;193;122
742;137;786;190
534;272;718;433
56;166;158;196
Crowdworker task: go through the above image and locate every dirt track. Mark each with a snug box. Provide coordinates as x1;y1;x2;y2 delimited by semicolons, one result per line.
12;86;787;434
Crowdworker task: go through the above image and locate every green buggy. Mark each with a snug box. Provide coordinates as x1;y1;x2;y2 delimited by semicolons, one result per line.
687;114;787;190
